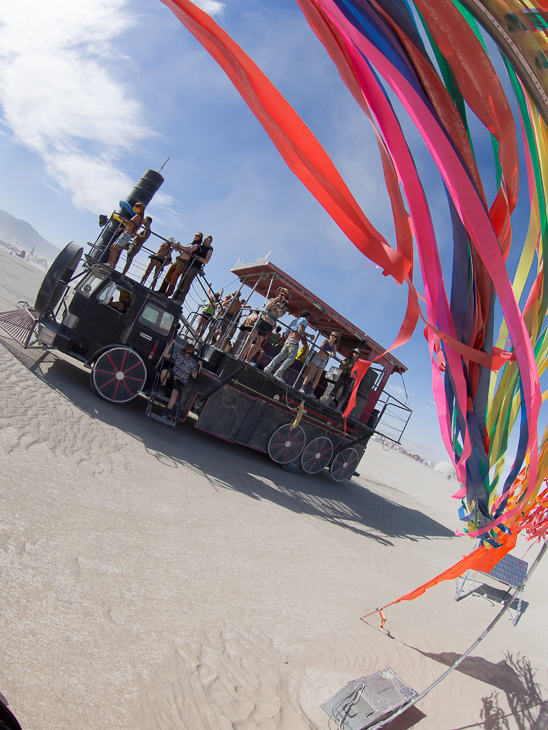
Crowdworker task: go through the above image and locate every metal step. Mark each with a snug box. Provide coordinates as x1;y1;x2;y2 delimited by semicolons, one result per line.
148;411;178;427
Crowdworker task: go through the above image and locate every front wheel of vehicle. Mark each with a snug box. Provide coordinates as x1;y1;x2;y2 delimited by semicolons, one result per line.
90;346;147;403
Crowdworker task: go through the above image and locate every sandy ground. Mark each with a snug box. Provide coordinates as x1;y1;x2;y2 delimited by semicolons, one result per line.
0;245;547;730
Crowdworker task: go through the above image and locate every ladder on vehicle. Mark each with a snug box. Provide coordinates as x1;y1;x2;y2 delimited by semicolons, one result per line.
145;361;196;427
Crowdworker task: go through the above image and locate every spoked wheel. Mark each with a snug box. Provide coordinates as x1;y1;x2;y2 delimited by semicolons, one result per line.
330;447;360;482
281;458;303;474
268;423;306;464
90;346;147;403
301;436;333;474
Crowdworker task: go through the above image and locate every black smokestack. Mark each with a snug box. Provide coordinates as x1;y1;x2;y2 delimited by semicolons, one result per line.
91;169;164;261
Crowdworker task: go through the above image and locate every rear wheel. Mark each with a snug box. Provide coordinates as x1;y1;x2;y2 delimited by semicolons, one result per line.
330;447;360;482
90;346;147;403
281;458;303;474
301;436;333;474
268;423;306;464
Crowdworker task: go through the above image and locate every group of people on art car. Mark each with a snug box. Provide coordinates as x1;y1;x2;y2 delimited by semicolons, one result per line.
102;204;362;413
106;202;213;306
193;285;363;411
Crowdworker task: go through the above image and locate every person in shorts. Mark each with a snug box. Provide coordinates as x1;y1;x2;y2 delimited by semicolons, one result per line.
141;236;178;288
122;216;152;275
300;331;338;396
196;287;223;337
107;202;145;268
159;341;202;418
242;288;290;363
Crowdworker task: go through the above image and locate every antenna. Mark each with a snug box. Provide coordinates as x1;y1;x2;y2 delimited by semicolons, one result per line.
158;157;170;173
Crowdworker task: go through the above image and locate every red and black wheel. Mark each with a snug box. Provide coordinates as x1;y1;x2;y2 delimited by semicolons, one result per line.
301;436;333;474
90;346;147;403
281;458;303;474
330;447;360;482
268;423;306;464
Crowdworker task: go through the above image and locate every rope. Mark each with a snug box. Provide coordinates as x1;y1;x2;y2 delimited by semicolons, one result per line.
359;540;547;730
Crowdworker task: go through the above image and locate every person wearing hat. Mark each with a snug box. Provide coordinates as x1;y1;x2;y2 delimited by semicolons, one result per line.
158;232;203;297
122;215;152;275
107;201;145;268
172;234;214;304
159;340;202;420
264;308;311;381
328;349;361;410
141;235;179;288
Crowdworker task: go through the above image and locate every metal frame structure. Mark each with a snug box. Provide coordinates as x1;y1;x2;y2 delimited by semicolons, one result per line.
455;553;529;625
0;245;412;481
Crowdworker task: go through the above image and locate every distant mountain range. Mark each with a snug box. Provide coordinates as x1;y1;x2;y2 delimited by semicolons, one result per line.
0;208;59;262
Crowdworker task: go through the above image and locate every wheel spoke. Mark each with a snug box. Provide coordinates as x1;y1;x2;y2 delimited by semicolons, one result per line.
121;360;143;375
97;376;117;391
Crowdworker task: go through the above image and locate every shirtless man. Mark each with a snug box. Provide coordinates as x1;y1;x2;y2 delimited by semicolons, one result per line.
213;292;247;344
122;216;152;275
107;202;145;268
158;233;203;297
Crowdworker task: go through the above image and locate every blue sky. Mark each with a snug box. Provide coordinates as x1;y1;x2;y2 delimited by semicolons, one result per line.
0;0;536;460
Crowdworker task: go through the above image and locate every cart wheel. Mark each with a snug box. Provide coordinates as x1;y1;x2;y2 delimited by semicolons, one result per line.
268;423;306;464
330;447;360;482
301;436;333;474
90;346;147;403
281;457;303;474
34;242;83;315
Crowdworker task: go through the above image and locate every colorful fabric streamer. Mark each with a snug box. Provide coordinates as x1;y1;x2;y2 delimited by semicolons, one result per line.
162;0;548;603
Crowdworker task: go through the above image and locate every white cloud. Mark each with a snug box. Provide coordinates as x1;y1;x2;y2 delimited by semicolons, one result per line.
0;0;150;212
193;0;225;13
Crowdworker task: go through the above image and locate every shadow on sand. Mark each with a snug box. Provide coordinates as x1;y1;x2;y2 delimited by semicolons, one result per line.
3;339;454;548
409;650;546;730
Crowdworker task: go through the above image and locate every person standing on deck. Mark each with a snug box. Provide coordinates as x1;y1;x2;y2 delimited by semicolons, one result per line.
242;288;289;363
107;202;145;268
300;332;338;396
141;236;177;288
122;216;152;275
264;310;311;381
172;235;213;304
158;233;202;297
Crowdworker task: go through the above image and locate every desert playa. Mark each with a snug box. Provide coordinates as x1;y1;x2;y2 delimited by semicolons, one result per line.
0;245;547;729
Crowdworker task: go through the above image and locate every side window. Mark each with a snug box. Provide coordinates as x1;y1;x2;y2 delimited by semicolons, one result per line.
159;311;174;332
97;282;118;304
369;366;384;389
139;304;174;335
78;271;106;298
